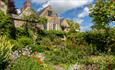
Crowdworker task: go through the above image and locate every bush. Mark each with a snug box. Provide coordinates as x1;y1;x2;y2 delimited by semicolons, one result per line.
83;31;107;51
18;37;33;46
16;27;28;38
10;56;55;70
29;44;44;52
12;36;33;50
83;29;115;53
46;43;97;65
78;55;115;70
0;36;13;69
16;28;34;38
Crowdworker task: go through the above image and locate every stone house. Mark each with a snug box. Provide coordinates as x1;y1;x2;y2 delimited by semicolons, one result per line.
0;0;70;32
37;5;61;30
37;5;70;32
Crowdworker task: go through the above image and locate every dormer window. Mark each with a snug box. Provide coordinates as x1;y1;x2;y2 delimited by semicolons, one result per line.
48;10;52;16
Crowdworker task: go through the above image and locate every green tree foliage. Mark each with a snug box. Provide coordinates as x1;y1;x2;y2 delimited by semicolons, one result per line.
22;13;47;36
90;0;115;30
89;0;115;54
66;20;80;45
105;0;115;21
67;20;80;32
0;11;10;36
0;10;16;39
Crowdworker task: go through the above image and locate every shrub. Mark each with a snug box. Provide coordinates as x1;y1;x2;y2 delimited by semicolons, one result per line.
83;29;115;53
0;36;13;69
18;37;33;46
46;43;97;65
78;55;115;70
10;56;55;70
16;28;34;38
12;37;33;50
29;44;44;52
16;27;28;38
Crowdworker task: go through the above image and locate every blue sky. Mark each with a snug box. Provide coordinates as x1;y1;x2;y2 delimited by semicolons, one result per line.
14;0;96;32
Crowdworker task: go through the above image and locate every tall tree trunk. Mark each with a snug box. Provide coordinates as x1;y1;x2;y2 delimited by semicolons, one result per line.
7;0;17;39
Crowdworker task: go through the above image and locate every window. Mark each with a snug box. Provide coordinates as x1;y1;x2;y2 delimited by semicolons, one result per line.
48;10;52;16
53;24;56;30
44;23;47;29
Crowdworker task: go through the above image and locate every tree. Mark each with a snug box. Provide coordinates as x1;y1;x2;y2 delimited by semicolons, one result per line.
6;0;17;39
90;0;115;30
67;20;80;46
7;0;17;14
89;0;115;52
67;20;80;32
22;13;47;37
105;0;115;21
0;11;10;36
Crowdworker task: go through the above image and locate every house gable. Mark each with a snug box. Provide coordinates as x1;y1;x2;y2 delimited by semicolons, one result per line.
38;5;57;17
60;19;70;32
60;19;69;28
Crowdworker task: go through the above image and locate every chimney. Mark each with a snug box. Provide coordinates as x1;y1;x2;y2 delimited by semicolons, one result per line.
23;0;31;11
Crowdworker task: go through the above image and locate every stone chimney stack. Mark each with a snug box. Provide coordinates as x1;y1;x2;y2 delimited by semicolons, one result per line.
23;0;31;11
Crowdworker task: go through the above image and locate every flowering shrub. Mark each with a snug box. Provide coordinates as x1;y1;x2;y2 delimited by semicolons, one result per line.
9;46;53;70
9;56;55;70
31;51;45;64
11;47;45;62
11;47;32;60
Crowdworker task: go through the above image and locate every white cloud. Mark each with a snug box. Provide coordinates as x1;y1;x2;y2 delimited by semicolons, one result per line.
31;0;93;32
73;17;91;32
31;0;48;3
75;18;84;24
80;26;91;32
16;9;21;14
31;0;93;13
37;1;50;12
78;7;89;18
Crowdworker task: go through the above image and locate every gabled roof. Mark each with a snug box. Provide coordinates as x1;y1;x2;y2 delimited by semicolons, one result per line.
37;5;51;16
37;5;58;17
60;19;70;27
60;18;65;23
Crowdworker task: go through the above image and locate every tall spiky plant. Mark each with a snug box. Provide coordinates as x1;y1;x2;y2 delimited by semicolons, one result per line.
0;36;14;69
